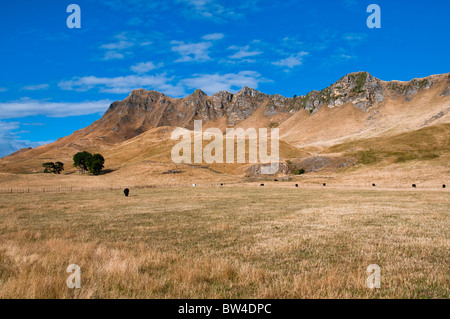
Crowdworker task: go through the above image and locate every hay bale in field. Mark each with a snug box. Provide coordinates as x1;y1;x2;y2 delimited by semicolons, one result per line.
124;188;129;197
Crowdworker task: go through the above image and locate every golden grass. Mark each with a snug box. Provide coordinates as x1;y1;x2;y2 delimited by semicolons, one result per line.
0;186;448;298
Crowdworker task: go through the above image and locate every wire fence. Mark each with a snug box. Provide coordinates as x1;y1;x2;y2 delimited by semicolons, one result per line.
0;183;236;194
0;182;445;194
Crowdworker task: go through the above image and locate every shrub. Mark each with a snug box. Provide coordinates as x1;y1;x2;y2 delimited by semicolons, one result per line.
357;150;378;164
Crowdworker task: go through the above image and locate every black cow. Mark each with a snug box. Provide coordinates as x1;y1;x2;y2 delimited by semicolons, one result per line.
124;188;130;197
372;183;376;187
295;184;299;188
323;183;327;187
412;184;417;188
443;184;446;189
260;184;265;187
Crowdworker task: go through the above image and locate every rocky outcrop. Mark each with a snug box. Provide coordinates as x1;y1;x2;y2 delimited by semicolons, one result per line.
387;78;434;97
441;87;450;96
245;162;289;177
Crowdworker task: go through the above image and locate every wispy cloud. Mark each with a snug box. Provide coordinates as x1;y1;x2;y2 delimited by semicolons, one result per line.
59;74;186;97
0;87;7;92
22;84;49;91
0;99;113;119
343;32;368;46
58;68;270;97
171;40;213;62
181;71;267;95
0;121;51;157
100;40;134;51
272;52;308;71
175;0;237;22
98;0;170;12
228;45;262;61
102;51;125;60
130;62;163;74
99;32;153;60
202;33;225;41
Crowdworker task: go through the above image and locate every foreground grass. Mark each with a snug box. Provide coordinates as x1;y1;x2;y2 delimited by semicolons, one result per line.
0;186;448;298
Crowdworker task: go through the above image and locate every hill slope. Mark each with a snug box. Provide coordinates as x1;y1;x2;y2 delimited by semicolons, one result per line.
1;71;449;185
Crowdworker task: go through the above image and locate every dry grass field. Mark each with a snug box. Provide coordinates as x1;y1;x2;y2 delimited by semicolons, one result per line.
0;185;448;298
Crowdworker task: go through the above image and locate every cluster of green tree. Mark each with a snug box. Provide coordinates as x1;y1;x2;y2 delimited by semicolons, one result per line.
42;162;64;174
73;151;105;175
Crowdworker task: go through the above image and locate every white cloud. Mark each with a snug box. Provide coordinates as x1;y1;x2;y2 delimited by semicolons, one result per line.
228;45;262;60
22;84;50;91
343;32;368;46
0;99;113;119
171;41;212;62
272;52;309;70
0;121;51;158
100;40;134;50
130;62;162;74
102;51;125;60
99;32;153;61
182;71;266;95
202;33;224;41
176;0;237;21
59;74;186;97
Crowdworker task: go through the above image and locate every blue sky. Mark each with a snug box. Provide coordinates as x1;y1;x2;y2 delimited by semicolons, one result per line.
0;0;449;157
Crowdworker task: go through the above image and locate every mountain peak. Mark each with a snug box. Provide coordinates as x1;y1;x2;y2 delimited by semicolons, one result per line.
236;86;261;97
190;89;207;97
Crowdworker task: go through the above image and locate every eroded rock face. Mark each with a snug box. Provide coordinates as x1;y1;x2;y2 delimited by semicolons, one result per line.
289;72;386;113
441;86;450;96
245;162;289;177
387;78;434;97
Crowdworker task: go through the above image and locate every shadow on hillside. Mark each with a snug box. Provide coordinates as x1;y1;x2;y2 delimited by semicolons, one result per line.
95;169;116;175
64;169;116;176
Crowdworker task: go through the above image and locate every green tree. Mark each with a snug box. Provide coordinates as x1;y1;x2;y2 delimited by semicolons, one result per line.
73;151;93;174
42;162;64;174
54;162;64;174
88;153;105;175
43;162;55;174
73;151;105;175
